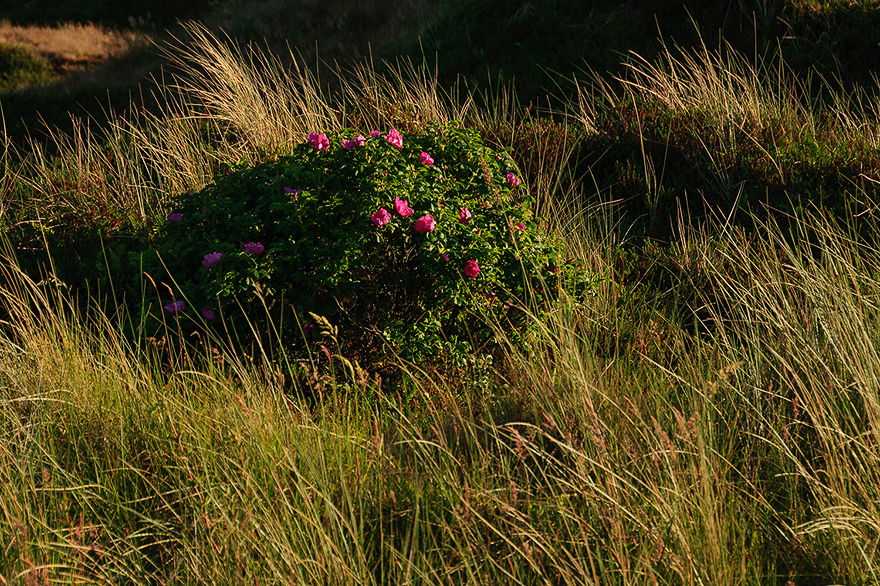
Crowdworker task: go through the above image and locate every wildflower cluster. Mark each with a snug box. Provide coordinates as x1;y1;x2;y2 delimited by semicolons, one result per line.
148;123;590;367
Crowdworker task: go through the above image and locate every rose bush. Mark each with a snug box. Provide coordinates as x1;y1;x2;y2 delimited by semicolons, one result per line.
146;122;592;369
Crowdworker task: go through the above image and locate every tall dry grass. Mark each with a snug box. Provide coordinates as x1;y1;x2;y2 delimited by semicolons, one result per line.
699;208;880;584
7;195;880;584
577;37;880;166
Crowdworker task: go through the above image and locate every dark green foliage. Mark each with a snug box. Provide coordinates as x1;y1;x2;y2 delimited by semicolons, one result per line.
7;210;152;310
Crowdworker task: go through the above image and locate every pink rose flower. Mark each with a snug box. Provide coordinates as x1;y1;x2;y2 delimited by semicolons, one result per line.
308;132;330;150
458;208;472;225
413;214;436;233
464;260;480;279
419;151;434;165
343;135;366;149
370;130;382;138
371;208;391;227
168;212;182;222
201;306;216;320
514;222;525;232
241;242;264;256
202;252;222;268
394;197;414;217
164;300;185;313
506;173;520;187
384;128;403;148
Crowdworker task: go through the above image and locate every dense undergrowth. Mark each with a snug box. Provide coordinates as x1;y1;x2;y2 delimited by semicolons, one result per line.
2;15;880;586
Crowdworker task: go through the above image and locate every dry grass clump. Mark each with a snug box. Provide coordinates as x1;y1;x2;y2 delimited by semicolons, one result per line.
579;37;880;148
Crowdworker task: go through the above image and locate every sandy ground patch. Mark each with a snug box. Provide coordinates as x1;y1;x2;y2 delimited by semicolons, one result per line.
0;21;148;72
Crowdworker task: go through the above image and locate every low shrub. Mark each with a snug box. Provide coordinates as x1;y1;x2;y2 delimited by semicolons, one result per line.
146;123;592;369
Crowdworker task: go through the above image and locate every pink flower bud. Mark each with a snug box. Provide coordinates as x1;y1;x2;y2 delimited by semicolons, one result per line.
342;135;366;148
241;242;264;256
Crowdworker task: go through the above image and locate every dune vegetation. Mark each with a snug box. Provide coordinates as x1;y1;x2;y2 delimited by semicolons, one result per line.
2;2;880;584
